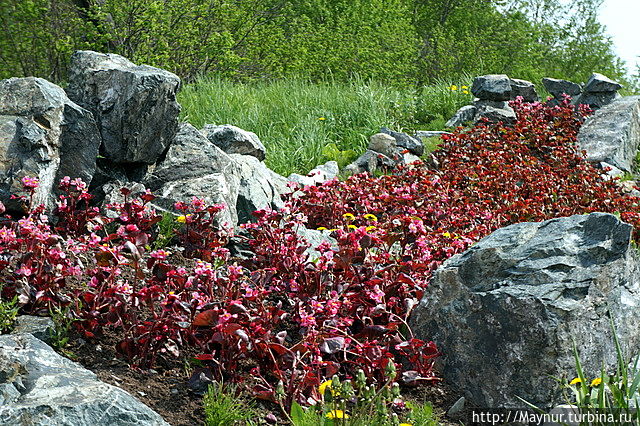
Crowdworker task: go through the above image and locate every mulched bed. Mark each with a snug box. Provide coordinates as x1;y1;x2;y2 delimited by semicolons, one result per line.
67;328;205;426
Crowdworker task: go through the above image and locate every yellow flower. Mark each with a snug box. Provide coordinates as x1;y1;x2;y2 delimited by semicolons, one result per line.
326;410;349;419
342;213;355;221
462;90;470;94
319;380;332;396
450;85;458;91
366;226;376;232
329;228;338;232
591;377;602;387
318;117;326;121
347;224;357;230
442;232;451;238
363;213;378;221
570;377;582;385
176;214;192;223
399;424;413;426
317;227;328;231
461;85;468;90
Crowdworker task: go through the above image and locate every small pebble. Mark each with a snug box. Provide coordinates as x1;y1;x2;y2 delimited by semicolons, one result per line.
447;396;465;416
171;389;179;395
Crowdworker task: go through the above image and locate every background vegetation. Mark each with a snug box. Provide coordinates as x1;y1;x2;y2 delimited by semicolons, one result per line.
2;0;638;175
1;0;636;88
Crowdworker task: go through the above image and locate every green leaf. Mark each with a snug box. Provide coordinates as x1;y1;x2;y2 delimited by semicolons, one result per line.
290;401;305;425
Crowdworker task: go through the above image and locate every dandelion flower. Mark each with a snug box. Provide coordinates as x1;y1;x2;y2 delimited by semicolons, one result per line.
347;224;357;230
461;85;469;90
318;117;326;121
591;377;602;387
450;85;458;91
363;213;378;221
342;213;355;221
319;380;332;396
462;90;470;94
570;377;582;385
326;410;349;419
400;424;413;426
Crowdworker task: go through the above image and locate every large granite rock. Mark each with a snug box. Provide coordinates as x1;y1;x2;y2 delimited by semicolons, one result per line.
231;154;288;224
509;78;538;102
411;213;640;409
144;123;240;226
66;50;181;165
202;124;266;161
542;78;582;99
471;74;512;101
0;77;100;212
0;333;168;425
577;96;640;172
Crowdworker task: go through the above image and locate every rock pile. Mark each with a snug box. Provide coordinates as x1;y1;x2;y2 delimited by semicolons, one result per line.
343;128;424;175
447;74;538;127
0;50;295;230
544;73;622;110
447;72;623;128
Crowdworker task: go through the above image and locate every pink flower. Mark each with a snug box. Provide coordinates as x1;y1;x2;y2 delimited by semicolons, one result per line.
21;176;39;189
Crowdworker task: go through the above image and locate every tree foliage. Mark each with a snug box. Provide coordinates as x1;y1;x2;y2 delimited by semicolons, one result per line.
0;0;635;89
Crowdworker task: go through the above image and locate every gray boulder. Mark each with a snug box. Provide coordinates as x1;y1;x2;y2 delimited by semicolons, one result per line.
380;127;424;156
368;132;400;159
0;77;100;212
288;161;339;187
295;225;338;261
542;78;582;99
474;100;517;125
344;150;396;176
144;123;240;226
10;316;54;344
411;213;640;409
202;124;266;161
0;334;168;425
574;91;621;110
509;78;538;102
584;73;623;93
445;105;477;127
66;50;181;165
577;96;640;172
100;181;148;218
231;154;288;224
471;74;512;101
415;130;452;139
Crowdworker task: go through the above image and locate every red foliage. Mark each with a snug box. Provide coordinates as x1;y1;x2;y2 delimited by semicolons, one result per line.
1;98;639;411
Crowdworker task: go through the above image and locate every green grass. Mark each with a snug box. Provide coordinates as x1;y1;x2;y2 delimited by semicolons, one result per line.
179;76;473;176
179;76;414;176
203;382;257;426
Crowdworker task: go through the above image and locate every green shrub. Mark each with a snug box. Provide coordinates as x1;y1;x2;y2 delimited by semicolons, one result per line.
0;284;19;334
